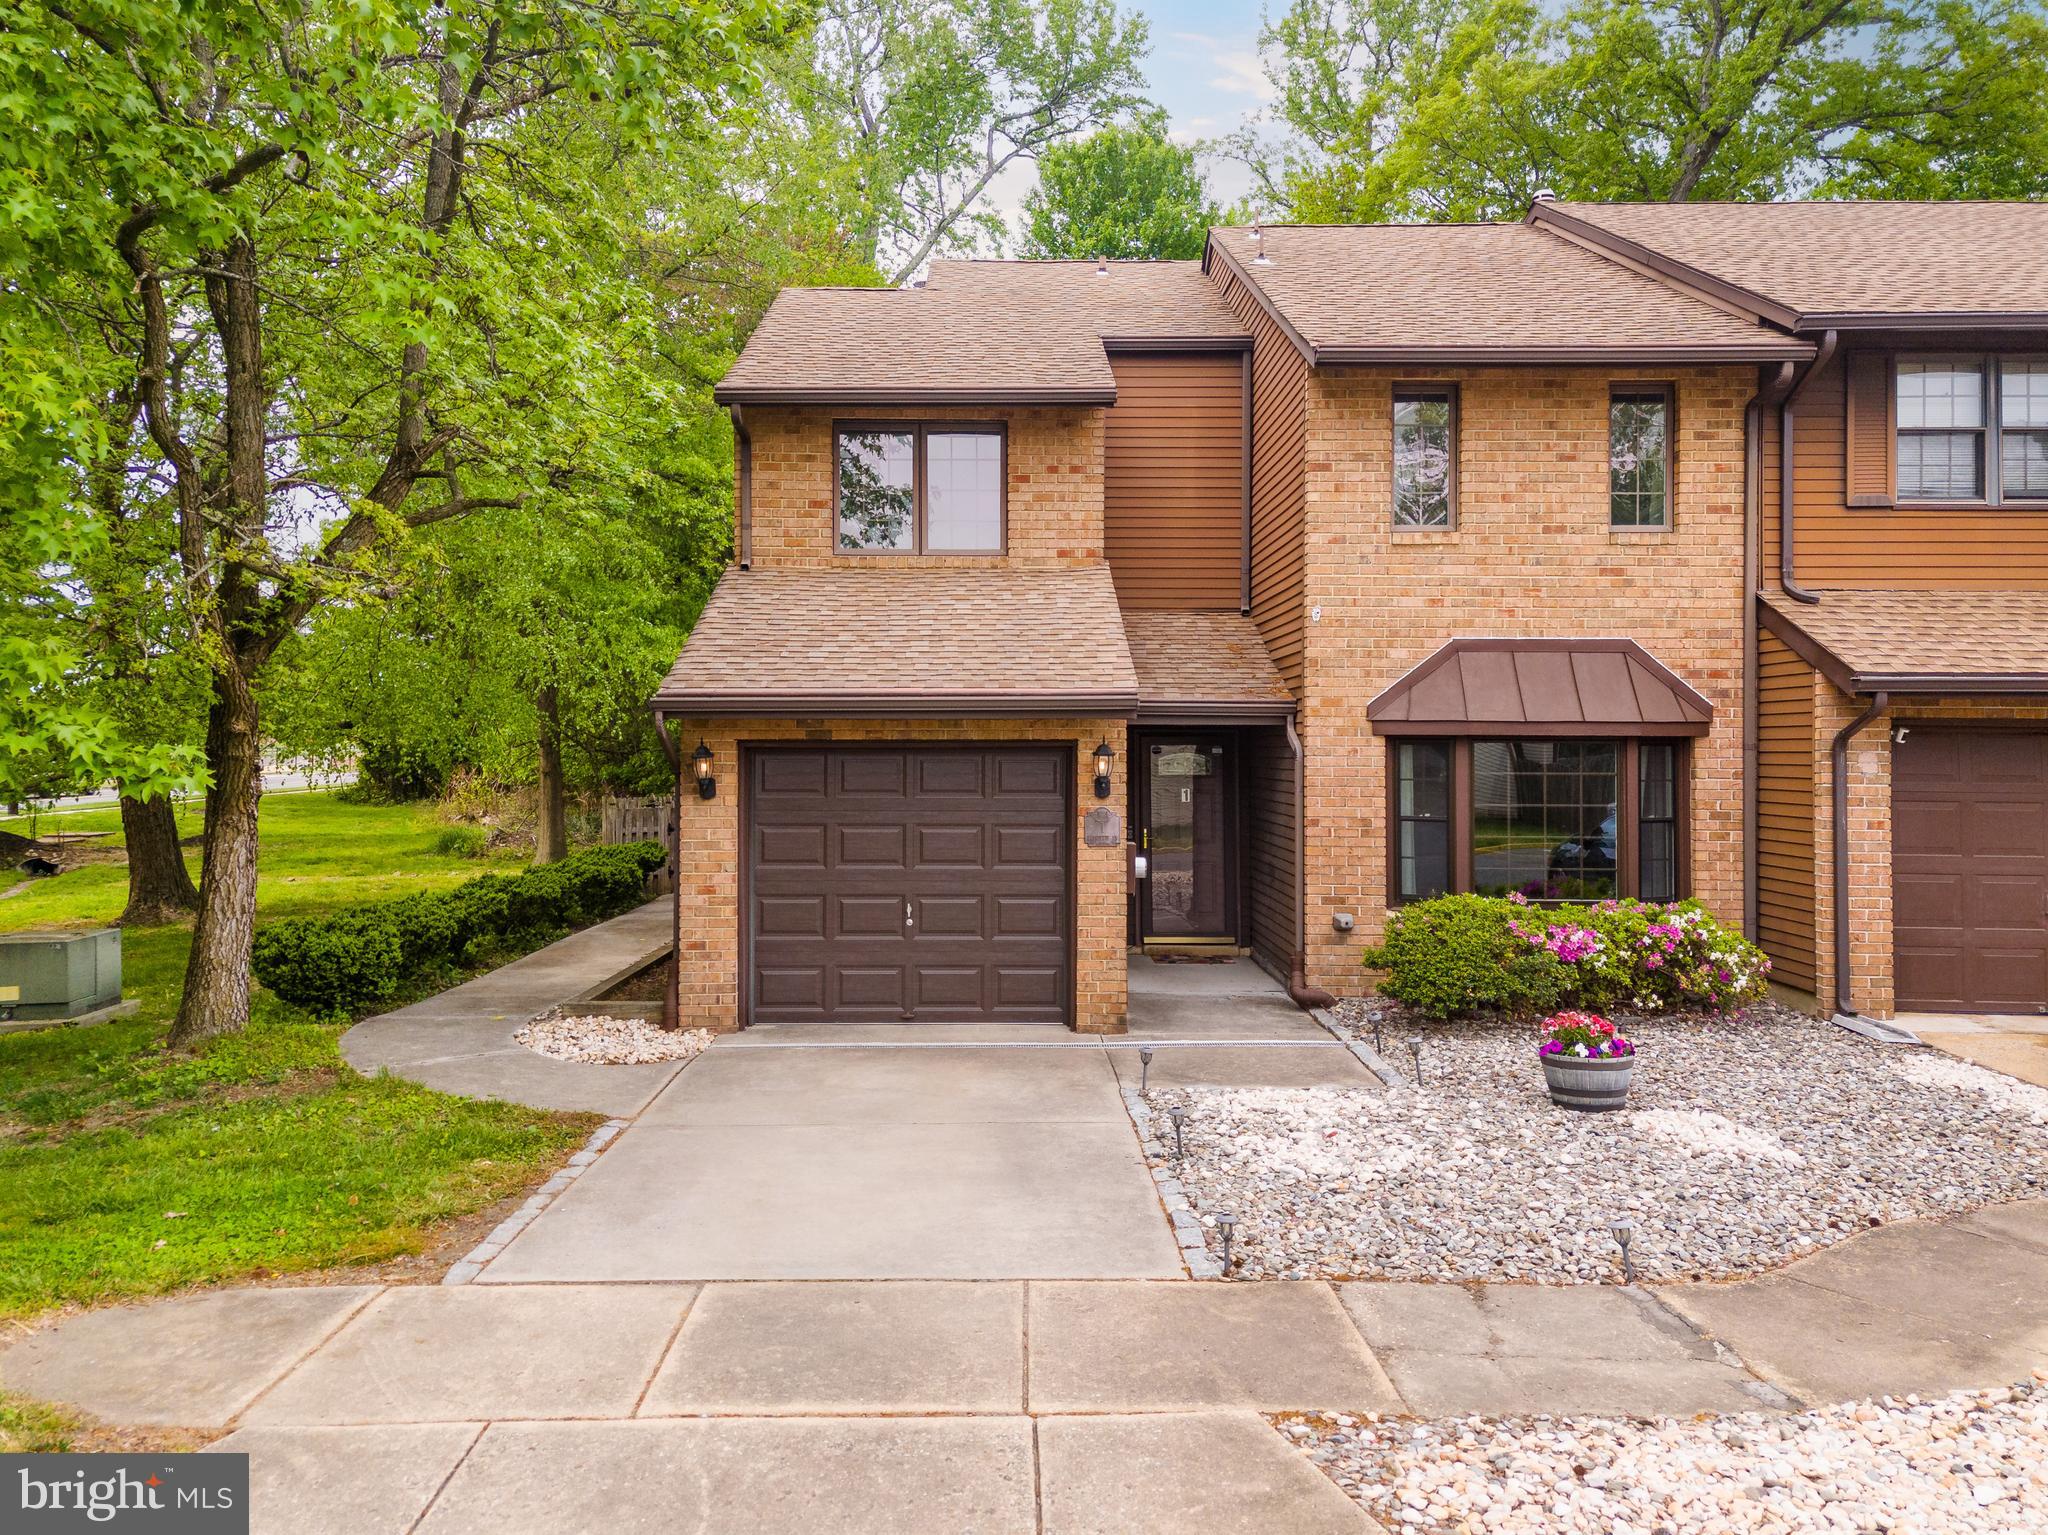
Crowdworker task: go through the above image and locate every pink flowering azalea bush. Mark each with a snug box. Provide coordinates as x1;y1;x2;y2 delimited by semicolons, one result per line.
1538;1010;1635;1059
1364;894;1769;1020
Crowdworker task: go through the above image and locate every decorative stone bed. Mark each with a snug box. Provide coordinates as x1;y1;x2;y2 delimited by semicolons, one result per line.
514;1011;715;1065
1278;1378;2047;1535
1143;1001;2048;1283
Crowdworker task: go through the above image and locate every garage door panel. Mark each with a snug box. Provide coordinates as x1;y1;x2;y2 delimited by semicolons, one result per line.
755;967;825;1011
917;754;986;795
1895;727;2047;1014
757;824;827;868
1894;800;1961;856
993;825;1063;869
915;824;986;867
749;746;1071;1025
916;895;984;936
836;824;907;868
836;895;906;937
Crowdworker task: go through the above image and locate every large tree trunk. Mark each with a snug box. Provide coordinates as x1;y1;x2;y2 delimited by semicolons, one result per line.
168;667;263;1048
118;789;198;926
534;684;568;865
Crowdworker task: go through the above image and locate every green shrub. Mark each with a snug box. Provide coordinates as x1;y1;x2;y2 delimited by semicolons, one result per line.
433;825;490;859
252;842;667;1016
1360;894;1569;1020
1362;893;1771;1021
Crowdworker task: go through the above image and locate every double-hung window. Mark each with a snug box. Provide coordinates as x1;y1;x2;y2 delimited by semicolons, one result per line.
1391;738;1688;905
835;423;1005;552
1896;357;2048;504
1609;385;1673;528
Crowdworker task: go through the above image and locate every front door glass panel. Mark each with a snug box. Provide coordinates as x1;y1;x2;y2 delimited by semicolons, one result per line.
1145;739;1231;939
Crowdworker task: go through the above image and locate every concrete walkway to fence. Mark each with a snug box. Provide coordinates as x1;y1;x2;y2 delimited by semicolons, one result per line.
338;898;675;1116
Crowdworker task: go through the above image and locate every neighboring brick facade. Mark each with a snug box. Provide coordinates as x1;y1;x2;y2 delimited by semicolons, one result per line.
1294;365;1754;997
670;717;1129;1034
743;406;1105;568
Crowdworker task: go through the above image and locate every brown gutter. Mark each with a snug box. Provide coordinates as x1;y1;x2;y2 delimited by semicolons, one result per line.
728;404;752;570
1778;329;1838;605
713;384;1117;406
1829;690;1888;1019
1744;361;1798;942
1240;347;1253;614
1284;716;1335;1011
1311;343;1811;365
651;690;1143;717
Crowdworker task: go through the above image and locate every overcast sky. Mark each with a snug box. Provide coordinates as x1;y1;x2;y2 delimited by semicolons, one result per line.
988;0;1277;238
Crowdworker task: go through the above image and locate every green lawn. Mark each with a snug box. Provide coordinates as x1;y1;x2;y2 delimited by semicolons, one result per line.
0;792;599;1320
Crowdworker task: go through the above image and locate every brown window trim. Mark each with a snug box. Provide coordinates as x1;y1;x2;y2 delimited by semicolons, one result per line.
1890;354;2048;510
832;419;1009;555
1385;736;1692;906
1608;381;1676;531
1391;381;1458;532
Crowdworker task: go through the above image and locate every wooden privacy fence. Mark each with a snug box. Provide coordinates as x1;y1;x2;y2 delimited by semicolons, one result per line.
600;794;677;895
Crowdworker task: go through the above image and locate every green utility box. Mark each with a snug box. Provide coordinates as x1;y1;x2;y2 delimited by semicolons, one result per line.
0;929;122;1025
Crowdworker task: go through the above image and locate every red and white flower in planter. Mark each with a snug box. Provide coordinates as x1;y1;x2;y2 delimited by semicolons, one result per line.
1537;1011;1636;1112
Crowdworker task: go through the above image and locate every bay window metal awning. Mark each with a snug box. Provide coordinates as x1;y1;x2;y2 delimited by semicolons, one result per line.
1367;638;1713;736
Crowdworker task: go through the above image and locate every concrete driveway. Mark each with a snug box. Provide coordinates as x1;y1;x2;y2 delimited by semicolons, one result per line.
481;1036;1187;1281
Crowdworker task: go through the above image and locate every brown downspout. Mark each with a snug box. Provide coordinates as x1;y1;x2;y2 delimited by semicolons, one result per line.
651;713;683;1030
1778;330;1837;605
729;404;753;570
1830;690;1887;1019
1285;715;1335;1010
1743;361;1798;943
1240;348;1253;615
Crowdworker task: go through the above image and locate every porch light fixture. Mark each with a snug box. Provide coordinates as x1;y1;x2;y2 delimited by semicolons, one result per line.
691;739;716;801
1092;739;1115;799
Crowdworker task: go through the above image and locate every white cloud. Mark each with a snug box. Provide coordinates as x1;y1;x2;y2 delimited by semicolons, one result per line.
1167;31;1275;102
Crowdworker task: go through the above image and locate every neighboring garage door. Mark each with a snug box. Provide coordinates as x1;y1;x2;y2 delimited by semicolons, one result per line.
1894;727;2048;1014
746;746;1071;1024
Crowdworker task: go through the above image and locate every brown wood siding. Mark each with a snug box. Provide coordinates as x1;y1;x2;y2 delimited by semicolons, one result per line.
1770;334;2048;591
1244;724;1296;978
1756;631;1817;991
1212;264;1308;693
1105;352;1245;609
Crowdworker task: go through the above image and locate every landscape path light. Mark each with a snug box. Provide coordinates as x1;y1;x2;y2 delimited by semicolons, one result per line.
1168;1104;1187;1161
1217;1211;1238;1271
1407;1036;1424;1086
1611;1217;1636;1284
1139;1047;1153;1092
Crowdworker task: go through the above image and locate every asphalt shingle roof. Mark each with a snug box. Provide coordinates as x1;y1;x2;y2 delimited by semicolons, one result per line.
1539;201;2048;322
652;566;1139;714
1763;591;2048;691
1121;611;1293;714
922;259;1249;339
1207;223;1812;363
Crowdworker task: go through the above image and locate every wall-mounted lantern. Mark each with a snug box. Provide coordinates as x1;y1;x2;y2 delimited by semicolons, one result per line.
692;739;716;801
1092;739;1115;800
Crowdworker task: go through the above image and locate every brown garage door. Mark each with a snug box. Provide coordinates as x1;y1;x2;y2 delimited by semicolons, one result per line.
1894;727;2048;1014
746;746;1071;1024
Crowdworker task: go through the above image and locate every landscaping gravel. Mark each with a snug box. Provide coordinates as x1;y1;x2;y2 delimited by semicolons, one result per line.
1278;1375;2048;1535
1143;1002;2048;1282
514;1012;714;1065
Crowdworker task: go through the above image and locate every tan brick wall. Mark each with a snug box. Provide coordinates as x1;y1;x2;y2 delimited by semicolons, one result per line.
669;717;1129;1034
1295;365;1754;998
1808;692;2048;1019
743;406;1105;568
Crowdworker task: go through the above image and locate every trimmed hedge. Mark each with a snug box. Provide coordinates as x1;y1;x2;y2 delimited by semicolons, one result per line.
1362;894;1771;1021
252;842;667;1017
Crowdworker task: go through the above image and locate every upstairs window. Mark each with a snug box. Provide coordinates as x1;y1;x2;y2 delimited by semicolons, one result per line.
836;423;1005;552
1609;385;1672;528
1894;356;2048;505
1392;387;1456;528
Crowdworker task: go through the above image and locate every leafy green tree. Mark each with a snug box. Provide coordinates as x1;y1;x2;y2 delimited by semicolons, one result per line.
798;0;1152;281
1019;114;1221;260
1254;0;2048;220
3;0;781;1045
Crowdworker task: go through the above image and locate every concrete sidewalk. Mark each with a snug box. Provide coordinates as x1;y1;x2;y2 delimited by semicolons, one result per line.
339;898;676;1115
4;1205;2043;1533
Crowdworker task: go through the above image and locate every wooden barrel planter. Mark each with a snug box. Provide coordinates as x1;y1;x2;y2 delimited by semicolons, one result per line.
1540;1052;1635;1112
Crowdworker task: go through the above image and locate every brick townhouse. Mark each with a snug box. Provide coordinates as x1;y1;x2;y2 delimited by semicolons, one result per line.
650;200;2048;1033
